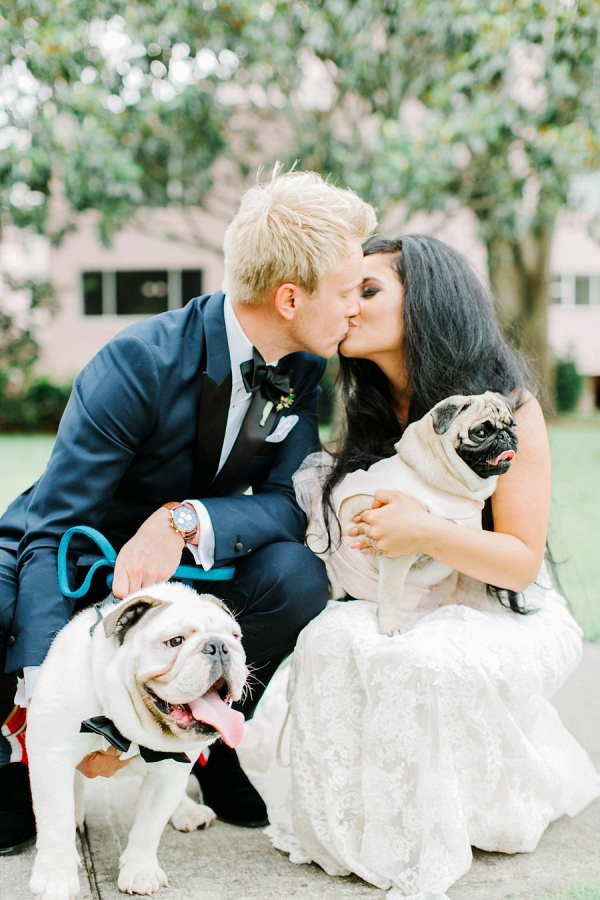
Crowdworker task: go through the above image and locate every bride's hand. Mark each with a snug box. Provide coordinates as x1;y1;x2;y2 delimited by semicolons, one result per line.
348;490;433;557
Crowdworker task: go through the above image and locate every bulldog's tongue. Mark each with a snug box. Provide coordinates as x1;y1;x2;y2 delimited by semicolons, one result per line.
188;688;244;748
488;449;516;466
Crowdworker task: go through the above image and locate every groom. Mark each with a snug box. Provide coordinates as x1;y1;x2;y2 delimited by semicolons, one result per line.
0;168;377;852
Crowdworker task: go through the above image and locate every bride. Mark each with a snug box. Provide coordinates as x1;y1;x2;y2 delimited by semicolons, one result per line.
241;234;600;900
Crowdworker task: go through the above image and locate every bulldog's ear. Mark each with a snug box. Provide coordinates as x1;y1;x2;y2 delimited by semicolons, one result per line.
431;400;471;435
102;595;168;644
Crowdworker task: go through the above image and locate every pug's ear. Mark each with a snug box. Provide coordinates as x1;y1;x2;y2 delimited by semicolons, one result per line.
102;594;168;644
430;400;470;435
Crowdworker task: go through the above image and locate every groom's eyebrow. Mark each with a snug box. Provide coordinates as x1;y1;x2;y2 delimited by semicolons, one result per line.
343;277;363;295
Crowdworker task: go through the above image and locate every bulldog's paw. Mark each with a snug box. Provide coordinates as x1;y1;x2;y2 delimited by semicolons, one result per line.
377;609;404;637
117;860;168;895
30;866;80;900
170;793;216;832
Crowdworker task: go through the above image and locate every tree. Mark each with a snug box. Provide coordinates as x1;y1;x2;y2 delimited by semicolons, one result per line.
0;2;264;240
246;0;600;405
2;1;598;404
0;0;261;379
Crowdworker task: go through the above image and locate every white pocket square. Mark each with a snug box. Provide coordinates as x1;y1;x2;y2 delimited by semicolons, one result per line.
265;415;299;443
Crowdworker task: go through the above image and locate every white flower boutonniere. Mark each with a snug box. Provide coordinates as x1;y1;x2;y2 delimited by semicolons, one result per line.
260;401;274;427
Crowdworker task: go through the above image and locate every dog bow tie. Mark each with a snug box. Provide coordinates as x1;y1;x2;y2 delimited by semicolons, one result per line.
240;348;291;404
80;716;191;764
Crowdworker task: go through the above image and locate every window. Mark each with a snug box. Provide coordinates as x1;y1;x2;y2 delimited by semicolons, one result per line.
575;277;590;306
552;275;600;306
82;272;103;315
82;269;203;316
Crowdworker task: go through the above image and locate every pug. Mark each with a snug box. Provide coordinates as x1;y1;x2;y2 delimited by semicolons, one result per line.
337;392;518;635
26;582;247;899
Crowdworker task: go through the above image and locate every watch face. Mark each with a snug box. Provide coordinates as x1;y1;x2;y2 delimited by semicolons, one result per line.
173;505;197;534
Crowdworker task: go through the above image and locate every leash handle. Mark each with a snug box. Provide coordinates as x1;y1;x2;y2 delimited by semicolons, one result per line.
57;525;234;600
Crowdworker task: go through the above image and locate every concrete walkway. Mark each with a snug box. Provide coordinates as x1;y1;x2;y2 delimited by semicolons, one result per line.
3;644;600;900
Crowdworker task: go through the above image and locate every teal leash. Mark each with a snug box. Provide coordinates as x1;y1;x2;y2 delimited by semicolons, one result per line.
57;525;235;600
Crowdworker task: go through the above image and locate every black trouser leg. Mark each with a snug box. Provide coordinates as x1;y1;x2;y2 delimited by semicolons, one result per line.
209;540;329;719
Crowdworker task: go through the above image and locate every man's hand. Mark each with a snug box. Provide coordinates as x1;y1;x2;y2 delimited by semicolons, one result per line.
76;746;131;779
112;507;185;598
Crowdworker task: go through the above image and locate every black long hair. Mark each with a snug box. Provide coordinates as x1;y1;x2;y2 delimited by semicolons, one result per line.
323;234;536;613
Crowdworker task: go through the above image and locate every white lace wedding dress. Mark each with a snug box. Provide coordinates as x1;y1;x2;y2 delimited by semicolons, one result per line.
238;458;600;900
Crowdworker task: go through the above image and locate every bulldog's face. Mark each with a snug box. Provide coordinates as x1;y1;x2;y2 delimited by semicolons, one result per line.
429;391;518;479
101;583;247;748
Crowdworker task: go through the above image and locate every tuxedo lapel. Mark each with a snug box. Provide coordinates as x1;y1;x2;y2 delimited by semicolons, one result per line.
194;372;232;496
209;391;278;497
194;293;232;496
202;291;230;384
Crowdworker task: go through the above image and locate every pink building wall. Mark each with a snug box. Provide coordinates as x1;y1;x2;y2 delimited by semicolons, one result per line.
39;207;227;378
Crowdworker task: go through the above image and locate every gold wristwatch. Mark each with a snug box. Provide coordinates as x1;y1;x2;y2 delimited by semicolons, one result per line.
162;502;199;542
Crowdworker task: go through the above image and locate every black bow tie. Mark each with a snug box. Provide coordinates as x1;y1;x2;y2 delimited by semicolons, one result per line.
80;716;191;764
240;348;291;405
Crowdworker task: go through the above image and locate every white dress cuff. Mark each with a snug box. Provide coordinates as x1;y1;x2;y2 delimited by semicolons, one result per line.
183;499;215;570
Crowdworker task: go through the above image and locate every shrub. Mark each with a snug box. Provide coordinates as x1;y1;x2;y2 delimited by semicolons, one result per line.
0;374;72;433
554;358;584;414
318;370;336;425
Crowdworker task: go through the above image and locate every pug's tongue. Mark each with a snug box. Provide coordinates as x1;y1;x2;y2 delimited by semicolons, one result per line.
188;689;244;748
488;449;516;466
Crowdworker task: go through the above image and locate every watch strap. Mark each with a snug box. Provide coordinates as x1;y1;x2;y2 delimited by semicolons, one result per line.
162;502;198;542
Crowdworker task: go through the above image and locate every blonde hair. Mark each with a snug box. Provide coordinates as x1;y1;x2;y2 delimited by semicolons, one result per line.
223;167;377;306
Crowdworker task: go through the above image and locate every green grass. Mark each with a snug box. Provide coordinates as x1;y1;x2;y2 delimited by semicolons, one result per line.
0;434;55;511
1;420;599;639
541;878;600;899
547;417;600;641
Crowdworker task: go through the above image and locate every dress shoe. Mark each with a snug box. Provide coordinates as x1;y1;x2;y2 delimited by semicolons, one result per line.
0;762;36;854
192;741;268;828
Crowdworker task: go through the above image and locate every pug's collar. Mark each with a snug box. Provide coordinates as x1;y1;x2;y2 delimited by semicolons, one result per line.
80;716;191;764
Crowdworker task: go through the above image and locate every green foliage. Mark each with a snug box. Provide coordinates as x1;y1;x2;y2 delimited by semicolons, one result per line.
250;0;600;399
0;372;72;432
1;1;598;398
555;358;584;414
2;2;598;246
0;1;253;368
317;368;336;426
266;0;600;240
0;1;258;241
0;277;57;379
542;877;600;899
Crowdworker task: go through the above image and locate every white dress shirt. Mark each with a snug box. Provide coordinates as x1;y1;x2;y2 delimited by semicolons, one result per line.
185;294;277;570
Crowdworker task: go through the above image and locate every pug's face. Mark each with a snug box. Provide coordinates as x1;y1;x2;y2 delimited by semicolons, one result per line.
430;391;518;479
101;583;247;748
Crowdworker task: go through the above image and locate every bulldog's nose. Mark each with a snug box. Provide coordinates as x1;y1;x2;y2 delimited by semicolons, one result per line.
201;640;229;658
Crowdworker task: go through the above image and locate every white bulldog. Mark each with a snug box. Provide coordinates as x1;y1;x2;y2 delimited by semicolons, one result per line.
26;582;248;899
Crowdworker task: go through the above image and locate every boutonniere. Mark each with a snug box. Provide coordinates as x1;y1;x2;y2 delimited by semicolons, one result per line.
259;389;295;427
276;388;295;412
260;401;274;427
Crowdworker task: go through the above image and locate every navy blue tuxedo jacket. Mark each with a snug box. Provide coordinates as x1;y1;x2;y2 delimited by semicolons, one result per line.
1;292;325;670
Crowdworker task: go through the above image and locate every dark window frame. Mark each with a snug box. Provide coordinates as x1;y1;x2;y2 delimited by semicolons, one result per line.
81;268;203;316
